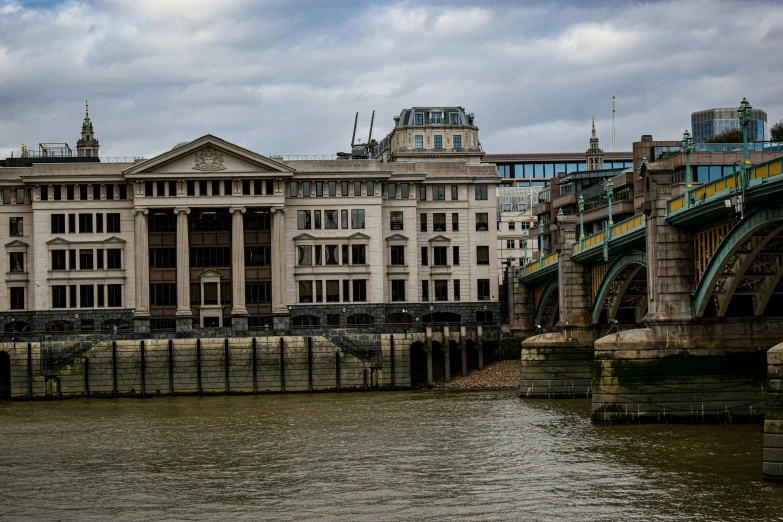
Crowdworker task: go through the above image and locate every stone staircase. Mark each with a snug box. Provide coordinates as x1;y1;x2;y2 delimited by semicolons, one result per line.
320;328;382;368
41;334;105;376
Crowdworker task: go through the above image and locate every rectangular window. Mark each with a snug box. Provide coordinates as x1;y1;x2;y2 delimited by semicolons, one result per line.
325;210;338;229
433;186;445;200
390;211;404;230
415;113;424;125
433;246;447;266
66;185;75;201
246;282;271;304
325;245;339;265
224;180;233;196
51;214;65;234
244;246;270;266
289;181;298;197
509;222;516;231
341;209;348;229
352;280;367;302
53;186;62;201
96;249;104;269
160;181;169;197
9;252;24;272
69;250;76;270
449;113;458;125
342;245;349;265
80;249;94;270
326;280;340;302
107;284;122;307
107;213;121;233
187;181;195;196
454;279;460;301
169;180;178;197
451;186;458;200
434;280;448;301
354;181;361;196
422;280;429;301
351;244;366;265
433;213;446;231
10;287;24;310
400;183;409;199
302;181;310;197
476;213;488;231
68;214;76;233
314;210;321;229
52;250;66;270
297;210;311;230
414;135;423;149
328;181;336;197
91;184;100;200
203;282;218;305
216;180;224;196
52;285;67;308
9;217;22;237
390;245;405;265
453;246;460;265
421;246;428;266
106;185;115;200
477;246;489;265
343;280;350;302
420;214;427;232
434;135;443;149
41;185;49;201
391;280;406;302
150;248;177;268
150;283;177;306
478;279;490;300
431;112;442;124
507;240;515;249
351;209;365;229
341;181;349;196
452;213;459;231
387;183;396;198
315;280;323;303
220;282;232;305
316;181;323;197
475;185;488;200
79;213;93;233
70;285;77;308
420;185;427;201
96;213;104;233
298;245;312;266
314;245;322;265
97;284;106;307
80;184;88;200
107;249;121;269
265;179;273;195
241;179;251;196
367;180;374;196
80;285;94;308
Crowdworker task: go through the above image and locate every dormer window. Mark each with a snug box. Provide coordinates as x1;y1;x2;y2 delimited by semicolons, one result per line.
414;113;424;125
431;113;442;124
449;113;458;125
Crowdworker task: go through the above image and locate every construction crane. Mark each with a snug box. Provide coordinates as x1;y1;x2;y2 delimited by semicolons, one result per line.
338;111;377;160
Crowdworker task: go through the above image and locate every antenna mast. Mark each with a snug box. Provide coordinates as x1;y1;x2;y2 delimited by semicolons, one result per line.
611;96;616;152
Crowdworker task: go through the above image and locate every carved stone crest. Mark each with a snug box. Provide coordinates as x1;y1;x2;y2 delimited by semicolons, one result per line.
193;146;227;171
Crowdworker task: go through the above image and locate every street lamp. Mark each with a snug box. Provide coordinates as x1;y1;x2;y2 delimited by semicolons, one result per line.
738;97;752;165
522;230;529;265
606;178;614;226
682;129;694;187
578;195;585;241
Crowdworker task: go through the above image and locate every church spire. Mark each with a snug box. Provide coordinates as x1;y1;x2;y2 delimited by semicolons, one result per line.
76;101;99;158
586;117;603;171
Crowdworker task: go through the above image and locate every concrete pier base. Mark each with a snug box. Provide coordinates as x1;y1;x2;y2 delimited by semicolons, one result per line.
764;343;783;481
518;332;593;399
592;328;766;424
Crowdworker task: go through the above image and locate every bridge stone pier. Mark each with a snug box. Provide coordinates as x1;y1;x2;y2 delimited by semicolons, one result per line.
519;216;599;398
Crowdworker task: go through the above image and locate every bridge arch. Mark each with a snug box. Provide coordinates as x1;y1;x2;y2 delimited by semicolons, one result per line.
591;251;648;325
533;278;559;329
693;208;783;318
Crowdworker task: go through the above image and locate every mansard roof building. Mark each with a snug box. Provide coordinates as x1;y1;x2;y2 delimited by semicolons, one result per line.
0;106;501;335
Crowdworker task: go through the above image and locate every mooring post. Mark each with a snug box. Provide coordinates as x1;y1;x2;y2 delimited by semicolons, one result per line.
443;326;451;383
224;338;230;394
252;338;258;395
56;376;62;400
425;326;433;389
112;341;118;398
390;335;396;390
460;326;467;377
84;357;90;398
307;337;313;392
27;342;33;400
477;325;484;370
279;337;285;393
335;351;341;391
168;339;174;396
196;339;202;397
363;367;368;391
140;340;146;398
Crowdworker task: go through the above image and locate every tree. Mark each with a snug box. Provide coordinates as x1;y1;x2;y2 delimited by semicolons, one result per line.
771;120;783;142
706;128;744;143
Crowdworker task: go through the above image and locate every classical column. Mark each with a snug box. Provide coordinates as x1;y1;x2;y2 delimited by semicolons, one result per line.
229;206;247;315
132;208;150;315
271;206;287;314
174;207;191;315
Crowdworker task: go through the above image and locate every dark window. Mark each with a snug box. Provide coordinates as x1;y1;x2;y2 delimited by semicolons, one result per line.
343;280;350;301
9;252;24;272
169;181;178;197
454;279;460;301
475;185;488;200
106;185;114;200
96;213;103;233
390;211;403;230
51;250;66;270
328;181;336;197
341;209;348;229
119;184;128;199
198;180;208;196
341;181;349;196
254;179;263;195
266;179;274;195
299;281;313;303
80;285;94;308
79;213;93;233
315;245;322;265
352;280;367;302
478;279;490;300
297;210;311;230
314;210;321;229
150;212;176;232
302;181;311;197
433;246;447;266
434;280;448;301
315;181;323;196
80;249;94;270
342;245;349;265
157;181;166;197
420;185;426;200
353;181;361;196
214;180;223;196
351;209;365;229
242;180;251;196
224;180;233;196
189;247;231;268
51;214;65;234
325;210;338;229
68;214;76;233
52;286;67;308
420;213;427;232
453;246;460;265
325;245;339;265
150;248;176;268
66;185;75;200
367;180;374;195
10;287;24;310
351;244;366;265
96;249;104;269
107;249;122;269
391;280;406;302
326;280;340;302
80;184;88;200
191;283;200;306
150;283;177;306
246;282;271;304
390;245;405;265
70;285;77;308
433;186;445;200
433;213;446;231
190;210;230;231
93;184;101;200
400;183;409;198
41;185;49;200
298;245;312;266
245;246;270;266
422;280;429;301
245;210;270;230
452;213;459;231
421;246;428;266
477;246;489;265
476;213;488;231
107;213;121;233
53;186;62;201
221;282;232;305
387;183;396;198
451;186;458;200
145;181;154;196
108;284;123;307
9;217;22;237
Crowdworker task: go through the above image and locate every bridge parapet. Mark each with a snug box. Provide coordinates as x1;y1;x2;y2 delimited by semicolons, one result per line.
572;213;646;264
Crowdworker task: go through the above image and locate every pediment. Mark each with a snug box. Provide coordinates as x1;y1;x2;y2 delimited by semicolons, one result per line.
198;270;222;280
103;236;126;244
385;233;409;242
5;240;29;248
347;232;370;240
46;237;70;245
428;235;451;242
123;135;296;178
293;233;316;241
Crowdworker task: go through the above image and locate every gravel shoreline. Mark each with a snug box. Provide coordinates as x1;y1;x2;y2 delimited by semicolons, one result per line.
414;360;520;390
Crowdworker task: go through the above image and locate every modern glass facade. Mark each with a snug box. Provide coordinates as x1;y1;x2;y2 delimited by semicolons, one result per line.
496;161;632;187
691;108;768;144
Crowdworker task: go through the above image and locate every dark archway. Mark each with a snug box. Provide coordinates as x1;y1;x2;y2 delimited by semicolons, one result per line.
293;315;320;327
432;341;445;381
0;351;10;400
46;320;73;332
409;341;427;385
422;312;461;324
466;339;479;371
102;319;130;331
449;340;462;377
4;321;30;333
347;313;373;326
386;313;412;326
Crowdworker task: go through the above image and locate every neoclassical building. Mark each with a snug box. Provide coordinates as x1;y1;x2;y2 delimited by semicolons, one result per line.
0;106;501;335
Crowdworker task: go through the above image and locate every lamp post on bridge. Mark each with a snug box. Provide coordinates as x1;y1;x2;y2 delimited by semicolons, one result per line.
522;230;529;266
606;178;614;226
682;130;694;207
538;219;544;258
738;97;753;192
578;195;585;246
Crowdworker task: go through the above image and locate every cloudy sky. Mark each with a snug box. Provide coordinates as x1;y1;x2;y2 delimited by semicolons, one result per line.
0;0;781;160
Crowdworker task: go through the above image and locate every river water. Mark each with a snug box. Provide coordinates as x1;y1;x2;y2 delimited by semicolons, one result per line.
1;391;782;521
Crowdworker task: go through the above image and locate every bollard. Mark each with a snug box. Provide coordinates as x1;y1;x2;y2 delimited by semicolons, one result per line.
84;357;90;398
56;376;62;400
224;338;230;394
307;337;313;392
390;335;396;391
279;337;285;393
196;339;202;397
168;339;174;396
27;342;32;400
140;340;146;398
252;338;258;395
112;341;118;398
363;367;368;391
335;351;341;392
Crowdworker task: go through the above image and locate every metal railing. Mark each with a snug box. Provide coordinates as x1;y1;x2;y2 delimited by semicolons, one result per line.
520;251;558;277
100;157;145;163
573;213;645;254
271;154;337;161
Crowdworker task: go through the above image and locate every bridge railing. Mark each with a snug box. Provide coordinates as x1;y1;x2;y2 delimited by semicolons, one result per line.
519;251;558;278
573;213;645;254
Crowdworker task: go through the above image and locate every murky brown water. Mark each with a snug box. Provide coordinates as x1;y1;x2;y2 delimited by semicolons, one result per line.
1;392;782;521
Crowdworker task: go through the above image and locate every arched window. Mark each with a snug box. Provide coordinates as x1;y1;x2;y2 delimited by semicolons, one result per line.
292;315;319;327
346;314;373;326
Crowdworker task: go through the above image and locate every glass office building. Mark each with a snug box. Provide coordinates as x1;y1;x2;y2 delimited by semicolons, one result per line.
691;108;767;144
488;155;633;187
